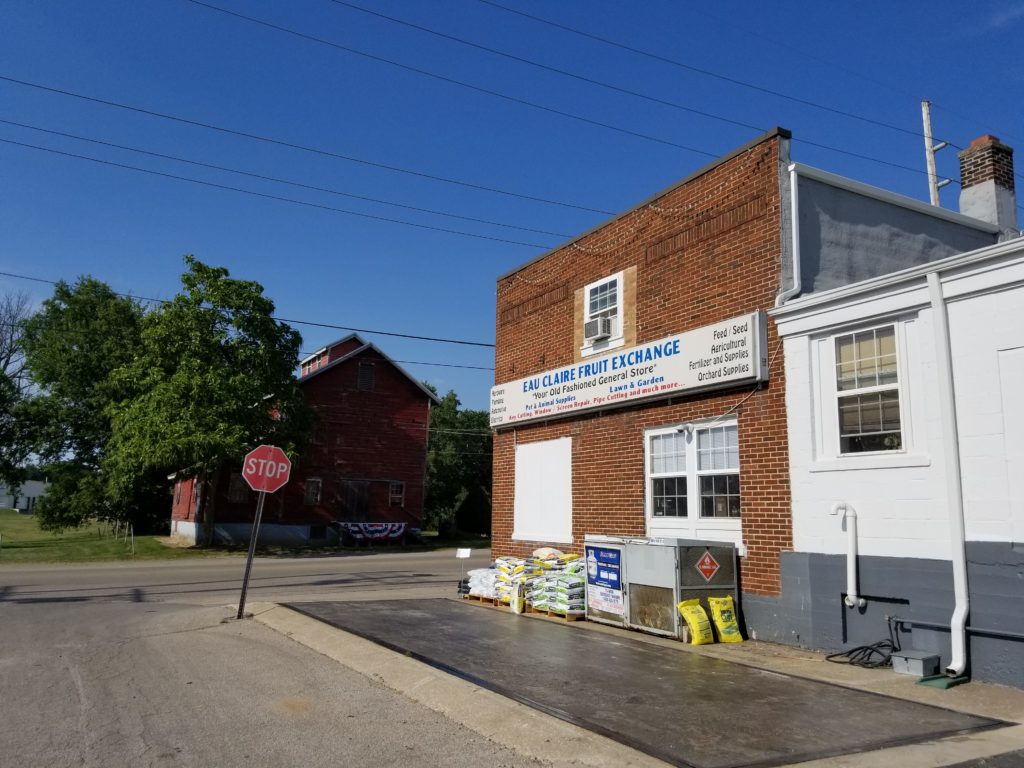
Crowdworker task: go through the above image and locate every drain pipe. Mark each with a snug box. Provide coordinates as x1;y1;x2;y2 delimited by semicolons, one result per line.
776;164;802;307
927;271;969;677
832;502;866;608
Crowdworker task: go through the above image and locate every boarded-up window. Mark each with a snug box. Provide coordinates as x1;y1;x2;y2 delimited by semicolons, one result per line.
338;480;370;521
513;437;572;544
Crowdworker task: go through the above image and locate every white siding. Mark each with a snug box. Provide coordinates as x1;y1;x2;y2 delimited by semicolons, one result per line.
778;246;1024;560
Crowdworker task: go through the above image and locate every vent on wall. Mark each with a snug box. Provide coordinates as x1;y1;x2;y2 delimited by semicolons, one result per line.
357;362;375;391
584;316;612;343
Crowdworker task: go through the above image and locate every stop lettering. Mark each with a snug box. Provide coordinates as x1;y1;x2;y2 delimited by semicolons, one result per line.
241;444;292;493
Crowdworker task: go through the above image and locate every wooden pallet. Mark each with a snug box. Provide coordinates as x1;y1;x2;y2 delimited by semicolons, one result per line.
526;605;586;622
463;594;503;606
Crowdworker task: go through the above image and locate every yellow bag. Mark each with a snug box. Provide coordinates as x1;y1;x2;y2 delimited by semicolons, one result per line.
676;599;715;645
708;595;744;643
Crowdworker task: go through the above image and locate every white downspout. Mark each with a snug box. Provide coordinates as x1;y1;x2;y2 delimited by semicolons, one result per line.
927;271;970;677
832;502;866;608
776;163;802;307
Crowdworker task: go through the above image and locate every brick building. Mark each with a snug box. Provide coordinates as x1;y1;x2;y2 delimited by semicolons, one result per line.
170;334;439;545
489;128;1001;641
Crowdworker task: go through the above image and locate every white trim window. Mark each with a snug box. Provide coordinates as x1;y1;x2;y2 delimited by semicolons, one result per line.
645;420;742;542
581;271;625;356
834;326;902;454
389;480;405;507
304;477;322;505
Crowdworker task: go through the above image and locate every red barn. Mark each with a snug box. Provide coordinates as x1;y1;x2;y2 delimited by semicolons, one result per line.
169;334;439;546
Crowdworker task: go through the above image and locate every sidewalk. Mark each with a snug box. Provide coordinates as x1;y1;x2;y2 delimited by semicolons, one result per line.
255;597;1024;768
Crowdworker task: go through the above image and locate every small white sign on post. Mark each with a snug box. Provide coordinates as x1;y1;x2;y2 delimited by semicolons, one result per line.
456;548;472;559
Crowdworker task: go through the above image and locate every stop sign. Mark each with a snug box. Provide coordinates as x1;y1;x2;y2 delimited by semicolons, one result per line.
241;444;292;494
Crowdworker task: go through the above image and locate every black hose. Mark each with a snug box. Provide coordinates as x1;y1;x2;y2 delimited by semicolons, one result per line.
825;615;901;669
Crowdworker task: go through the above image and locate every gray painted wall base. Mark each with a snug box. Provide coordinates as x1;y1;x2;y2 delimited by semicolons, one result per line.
740;542;1024;689
173;522;335;547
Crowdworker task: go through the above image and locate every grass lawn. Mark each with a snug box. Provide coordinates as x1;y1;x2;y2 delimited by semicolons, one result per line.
0;508;216;564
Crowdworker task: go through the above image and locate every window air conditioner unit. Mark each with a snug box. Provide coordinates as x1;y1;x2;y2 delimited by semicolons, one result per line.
584;316;612;343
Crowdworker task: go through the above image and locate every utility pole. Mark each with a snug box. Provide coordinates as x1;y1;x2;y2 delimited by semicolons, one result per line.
921;100;952;206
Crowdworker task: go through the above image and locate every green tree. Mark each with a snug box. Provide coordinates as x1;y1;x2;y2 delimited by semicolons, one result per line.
106;256;313;546
16;279;145;530
424;388;492;535
0;292;33;488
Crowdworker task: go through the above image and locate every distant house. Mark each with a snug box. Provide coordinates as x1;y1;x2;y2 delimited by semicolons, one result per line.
0;480;49;512
169;334;439;545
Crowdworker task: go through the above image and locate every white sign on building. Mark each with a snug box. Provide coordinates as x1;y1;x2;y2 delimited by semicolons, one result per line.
490;312;768;428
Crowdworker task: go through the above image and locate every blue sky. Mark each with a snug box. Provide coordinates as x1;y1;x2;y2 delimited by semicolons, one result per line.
2;1;1022;410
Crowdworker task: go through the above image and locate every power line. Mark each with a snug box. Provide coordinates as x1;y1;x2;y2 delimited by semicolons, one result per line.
0;137;555;248
0;269;497;348
0;118;572;239
182;0;720;158
471;0;934;143
324;0;764;135
393;360;493;372
187;0;944;181
0;74;614;216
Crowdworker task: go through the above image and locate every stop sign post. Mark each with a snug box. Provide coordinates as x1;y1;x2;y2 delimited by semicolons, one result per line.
236;445;292;619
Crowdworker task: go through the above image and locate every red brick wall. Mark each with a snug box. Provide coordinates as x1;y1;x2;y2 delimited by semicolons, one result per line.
492;132;792;596
177;347;432;530
290;347;431;526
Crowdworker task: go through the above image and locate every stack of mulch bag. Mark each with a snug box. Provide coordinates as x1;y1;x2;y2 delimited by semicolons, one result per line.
524;549;585;616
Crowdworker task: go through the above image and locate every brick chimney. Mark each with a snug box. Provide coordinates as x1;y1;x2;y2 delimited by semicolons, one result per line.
958;135;1018;232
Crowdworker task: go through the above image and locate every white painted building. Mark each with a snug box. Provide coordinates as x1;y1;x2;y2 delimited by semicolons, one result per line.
772;220;1024;684
0;479;49;511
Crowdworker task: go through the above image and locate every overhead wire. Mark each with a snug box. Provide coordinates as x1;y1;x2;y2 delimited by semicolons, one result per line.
181;0;720;159
0;137;555;249
0;118;572;239
188;0;951;181
0;74;614;216
0;269;497;348
470;0;938;142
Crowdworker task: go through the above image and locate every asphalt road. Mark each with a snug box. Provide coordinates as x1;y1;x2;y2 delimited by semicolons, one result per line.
0;549;545;768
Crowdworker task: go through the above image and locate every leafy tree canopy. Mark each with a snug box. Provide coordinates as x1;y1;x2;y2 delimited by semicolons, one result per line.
14;279;144;531
106;256;312;501
424;386;492;535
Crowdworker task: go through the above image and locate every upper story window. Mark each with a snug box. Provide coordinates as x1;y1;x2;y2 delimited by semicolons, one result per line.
581;271;625;357
357;362;376;391
835;326;902;453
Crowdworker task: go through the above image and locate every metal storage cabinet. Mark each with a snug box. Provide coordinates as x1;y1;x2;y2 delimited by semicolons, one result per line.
624;538;738;639
583;535;632;627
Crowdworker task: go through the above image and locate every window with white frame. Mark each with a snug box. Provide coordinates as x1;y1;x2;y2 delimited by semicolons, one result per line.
513;437;572;543
646;421;741;527
582;271;624;355
304;477;322;505
834;326;902;453
389;481;405;507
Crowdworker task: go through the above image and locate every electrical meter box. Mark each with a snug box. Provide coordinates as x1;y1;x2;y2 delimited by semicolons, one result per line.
623;538;738;640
